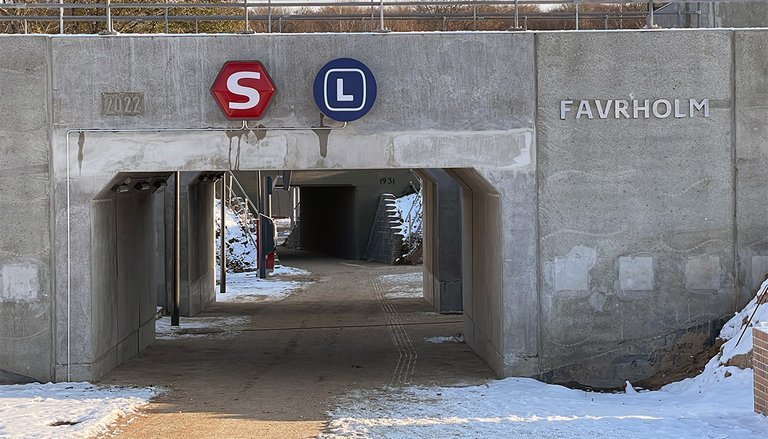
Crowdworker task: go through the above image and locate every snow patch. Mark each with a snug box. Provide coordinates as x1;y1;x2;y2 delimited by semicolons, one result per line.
0;382;158;439
217;270;312;303
323;284;768;438
424;335;463;344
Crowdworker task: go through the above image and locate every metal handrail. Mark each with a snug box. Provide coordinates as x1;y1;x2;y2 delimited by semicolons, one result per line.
0;0;722;34
225;171;260;253
227;171;259;218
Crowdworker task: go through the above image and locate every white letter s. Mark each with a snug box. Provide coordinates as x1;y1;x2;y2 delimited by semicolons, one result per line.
227;71;261;110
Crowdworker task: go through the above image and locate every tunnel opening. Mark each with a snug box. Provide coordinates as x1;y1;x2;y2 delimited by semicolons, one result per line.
89;167;508;394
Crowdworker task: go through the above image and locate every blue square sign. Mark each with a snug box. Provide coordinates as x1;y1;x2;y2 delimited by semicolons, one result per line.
324;69;366;111
314;58;377;122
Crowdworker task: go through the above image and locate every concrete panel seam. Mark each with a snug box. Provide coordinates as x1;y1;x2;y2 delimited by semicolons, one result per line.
730;29;740;315
533;31;543;377
46;35;56;382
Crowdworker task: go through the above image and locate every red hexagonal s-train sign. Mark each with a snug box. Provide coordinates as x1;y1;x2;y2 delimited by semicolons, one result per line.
211;61;276;120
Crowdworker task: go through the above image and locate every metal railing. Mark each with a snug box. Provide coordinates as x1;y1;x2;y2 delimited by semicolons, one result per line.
0;0;736;34
223;171;260;261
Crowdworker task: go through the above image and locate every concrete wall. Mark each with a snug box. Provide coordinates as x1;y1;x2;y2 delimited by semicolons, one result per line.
43;33;533;381
179;174;216;317
419;169;463;313
735;31;768;312
91;189;158;378
5;30;765;386
715;2;768;28
536;31;735;386
300;186;358;258
0;37;54;383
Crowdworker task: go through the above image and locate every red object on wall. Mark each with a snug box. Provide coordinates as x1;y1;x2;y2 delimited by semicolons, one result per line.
211;61;276;119
266;251;275;271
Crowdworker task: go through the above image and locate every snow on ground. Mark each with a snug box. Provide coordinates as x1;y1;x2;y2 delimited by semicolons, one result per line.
271;264;311;277
717;279;768;365
155;315;250;339
324;283;768;438
379;272;423;299
216;268;312;303
0;382;158;439
424;335;463;344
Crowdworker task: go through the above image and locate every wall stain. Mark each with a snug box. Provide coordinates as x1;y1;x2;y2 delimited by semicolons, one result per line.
225;128;247;170
77;132;85;175
252;124;267;142
312;114;330;158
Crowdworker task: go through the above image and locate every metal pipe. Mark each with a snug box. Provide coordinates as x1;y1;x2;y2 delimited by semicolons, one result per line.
172;171;180;326
259;175;271;279
163;0;169;33
268;0;272;32
220;176;227;295
472;0;477;30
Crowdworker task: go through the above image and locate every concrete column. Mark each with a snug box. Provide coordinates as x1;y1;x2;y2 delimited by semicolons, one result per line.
417;169;463;314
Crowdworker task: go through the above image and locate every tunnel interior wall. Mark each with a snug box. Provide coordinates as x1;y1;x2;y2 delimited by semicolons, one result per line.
179;176;215;317
91;192;158;378
418;169;463;313
300;186;358;259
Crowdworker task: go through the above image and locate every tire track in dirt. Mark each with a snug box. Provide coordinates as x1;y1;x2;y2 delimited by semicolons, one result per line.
371;271;417;386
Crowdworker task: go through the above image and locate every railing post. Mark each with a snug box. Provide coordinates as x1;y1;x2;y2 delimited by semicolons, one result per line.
472;0;477;31
59;0;64;34
268;0;272;33
106;0;113;34
379;0;385;31
163;0;169;33
648;0;654;28
605;14;608;30
575;0;580;30
514;0;519;29
244;0;249;33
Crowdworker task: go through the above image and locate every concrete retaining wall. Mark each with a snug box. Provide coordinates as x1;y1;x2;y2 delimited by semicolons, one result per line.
0;37;53;383
0;30;766;386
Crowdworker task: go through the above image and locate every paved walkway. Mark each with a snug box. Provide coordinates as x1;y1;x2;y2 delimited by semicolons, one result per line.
100;251;493;438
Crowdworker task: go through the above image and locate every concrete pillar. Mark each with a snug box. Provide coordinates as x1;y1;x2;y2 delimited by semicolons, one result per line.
178;172;216;317
417;169;463;314
446;168;539;378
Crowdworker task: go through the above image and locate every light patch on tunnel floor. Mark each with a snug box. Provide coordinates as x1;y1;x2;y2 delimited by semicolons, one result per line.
379;272;424;299
155;316;250;340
